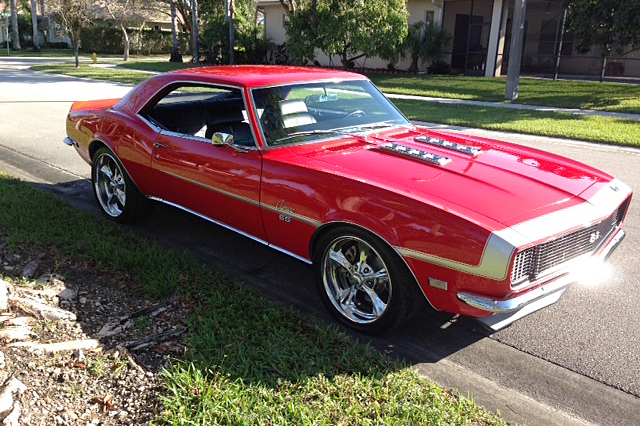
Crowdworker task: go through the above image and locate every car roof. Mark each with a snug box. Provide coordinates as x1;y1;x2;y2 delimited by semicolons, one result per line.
167;65;366;88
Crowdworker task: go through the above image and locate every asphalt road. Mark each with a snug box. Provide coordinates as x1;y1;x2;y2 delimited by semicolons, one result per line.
2;58;640;426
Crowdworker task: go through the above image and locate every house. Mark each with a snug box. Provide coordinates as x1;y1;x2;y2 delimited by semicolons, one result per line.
258;0;640;79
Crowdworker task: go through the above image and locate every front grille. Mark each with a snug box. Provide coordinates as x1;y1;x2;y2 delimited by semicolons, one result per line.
510;197;630;285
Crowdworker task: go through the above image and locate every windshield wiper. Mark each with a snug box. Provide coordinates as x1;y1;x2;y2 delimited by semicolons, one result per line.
338;122;397;133
271;122;403;145
272;129;366;145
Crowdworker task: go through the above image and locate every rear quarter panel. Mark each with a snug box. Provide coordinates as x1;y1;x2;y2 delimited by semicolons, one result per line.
66;107;158;194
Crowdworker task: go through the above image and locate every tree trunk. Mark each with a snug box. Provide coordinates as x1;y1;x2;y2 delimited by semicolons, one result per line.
30;0;39;52
39;0;47;44
600;55;608;83
73;39;80;67
409;56;419;73
170;0;183;62
191;0;199;63
9;0;20;50
227;0;235;64
120;25;130;61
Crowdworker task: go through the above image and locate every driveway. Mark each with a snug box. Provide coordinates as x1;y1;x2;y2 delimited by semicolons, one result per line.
1;59;639;426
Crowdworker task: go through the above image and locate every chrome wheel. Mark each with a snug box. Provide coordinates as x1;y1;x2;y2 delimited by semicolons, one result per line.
94;152;127;218
321;236;392;324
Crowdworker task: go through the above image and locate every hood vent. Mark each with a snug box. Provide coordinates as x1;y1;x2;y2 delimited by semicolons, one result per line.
415;136;483;156
378;142;451;166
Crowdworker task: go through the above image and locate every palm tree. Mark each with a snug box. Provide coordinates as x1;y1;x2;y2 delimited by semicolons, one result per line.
402;21;451;73
170;0;182;62
30;0;40;51
9;0;21;50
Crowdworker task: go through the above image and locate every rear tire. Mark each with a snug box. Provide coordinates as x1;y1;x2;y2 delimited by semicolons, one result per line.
91;147;150;223
313;226;419;334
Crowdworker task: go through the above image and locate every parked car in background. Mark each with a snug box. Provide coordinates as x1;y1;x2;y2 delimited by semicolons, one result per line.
64;66;632;333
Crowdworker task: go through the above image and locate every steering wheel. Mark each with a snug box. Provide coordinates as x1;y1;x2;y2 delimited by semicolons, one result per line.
345;110;366;118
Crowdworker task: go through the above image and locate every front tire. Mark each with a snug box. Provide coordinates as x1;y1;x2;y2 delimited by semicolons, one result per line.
92;147;149;223
313;226;418;334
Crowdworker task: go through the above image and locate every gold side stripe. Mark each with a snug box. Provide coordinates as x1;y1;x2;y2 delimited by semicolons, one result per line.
161;170;321;228
260;204;322;227
163;170;260;207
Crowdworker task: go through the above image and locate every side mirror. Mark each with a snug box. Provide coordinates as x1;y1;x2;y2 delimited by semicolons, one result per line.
212;132;234;146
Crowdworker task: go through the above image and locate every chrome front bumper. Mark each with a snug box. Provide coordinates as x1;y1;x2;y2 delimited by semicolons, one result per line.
458;228;626;330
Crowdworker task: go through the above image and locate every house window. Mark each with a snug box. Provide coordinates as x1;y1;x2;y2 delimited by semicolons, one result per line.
538;20;557;55
538;19;574;56
425;10;435;29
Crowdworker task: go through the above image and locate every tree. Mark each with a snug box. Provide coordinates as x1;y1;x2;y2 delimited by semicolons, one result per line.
30;0;39;51
9;0;20;50
564;0;640;81
169;0;182;62
401;21;451;73
285;0;408;69
100;0;154;61
49;0;95;66
278;0;296;14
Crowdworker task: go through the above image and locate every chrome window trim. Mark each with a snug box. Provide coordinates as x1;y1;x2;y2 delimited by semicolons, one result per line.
248;79;411;151
395;179;632;281
135;80;260;150
149;196;313;264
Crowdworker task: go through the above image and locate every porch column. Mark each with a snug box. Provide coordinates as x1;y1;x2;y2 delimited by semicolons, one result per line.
485;0;504;77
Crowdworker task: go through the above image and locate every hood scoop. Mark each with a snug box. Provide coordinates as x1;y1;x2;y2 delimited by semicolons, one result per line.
415;136;484;156
377;142;451;166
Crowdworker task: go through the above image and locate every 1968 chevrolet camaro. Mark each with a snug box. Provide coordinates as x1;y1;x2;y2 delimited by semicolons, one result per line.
64;66;632;333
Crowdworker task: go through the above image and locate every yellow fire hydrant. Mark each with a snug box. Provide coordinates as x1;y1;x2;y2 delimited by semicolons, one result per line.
92;53;98;64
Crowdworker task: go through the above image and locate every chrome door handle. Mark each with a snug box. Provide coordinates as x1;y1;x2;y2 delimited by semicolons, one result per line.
154;142;172;148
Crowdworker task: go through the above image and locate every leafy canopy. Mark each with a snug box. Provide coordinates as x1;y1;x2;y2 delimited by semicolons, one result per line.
564;0;640;56
285;0;408;68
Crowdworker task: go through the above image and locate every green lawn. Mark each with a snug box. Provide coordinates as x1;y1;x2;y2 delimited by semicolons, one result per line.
0;173;510;426
0;48;77;57
368;74;640;114
0;48;170;60
118;61;193;72
396;100;640;147
31;63;640;147
31;63;154;85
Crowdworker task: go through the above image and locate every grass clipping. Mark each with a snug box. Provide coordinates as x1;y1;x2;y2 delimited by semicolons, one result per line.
0;174;508;426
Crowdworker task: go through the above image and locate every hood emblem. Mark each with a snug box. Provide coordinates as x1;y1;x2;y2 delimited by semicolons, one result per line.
379;142;451;166
415;136;483;156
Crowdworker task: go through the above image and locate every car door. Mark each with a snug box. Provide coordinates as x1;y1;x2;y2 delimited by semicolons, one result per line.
141;83;266;241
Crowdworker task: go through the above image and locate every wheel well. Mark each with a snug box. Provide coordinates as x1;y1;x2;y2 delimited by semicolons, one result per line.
88;140;108;160
310;222;396;260
310;221;432;318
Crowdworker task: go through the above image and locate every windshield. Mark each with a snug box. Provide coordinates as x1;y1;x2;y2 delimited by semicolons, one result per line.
251;80;410;147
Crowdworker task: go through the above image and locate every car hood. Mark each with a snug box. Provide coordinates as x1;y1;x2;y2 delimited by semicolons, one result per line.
302;128;611;226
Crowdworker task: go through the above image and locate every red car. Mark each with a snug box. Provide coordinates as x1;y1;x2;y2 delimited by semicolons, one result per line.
64;66;632;333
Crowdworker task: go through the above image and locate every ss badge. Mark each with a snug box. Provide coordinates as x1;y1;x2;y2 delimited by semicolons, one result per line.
279;214;292;223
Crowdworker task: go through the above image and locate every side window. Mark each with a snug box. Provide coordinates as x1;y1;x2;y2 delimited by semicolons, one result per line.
141;84;256;147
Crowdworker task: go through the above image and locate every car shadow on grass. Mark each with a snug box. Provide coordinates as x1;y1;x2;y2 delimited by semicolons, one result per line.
22;178;488;385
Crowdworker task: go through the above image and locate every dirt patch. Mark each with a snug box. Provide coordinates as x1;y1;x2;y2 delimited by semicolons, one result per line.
0;238;191;425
